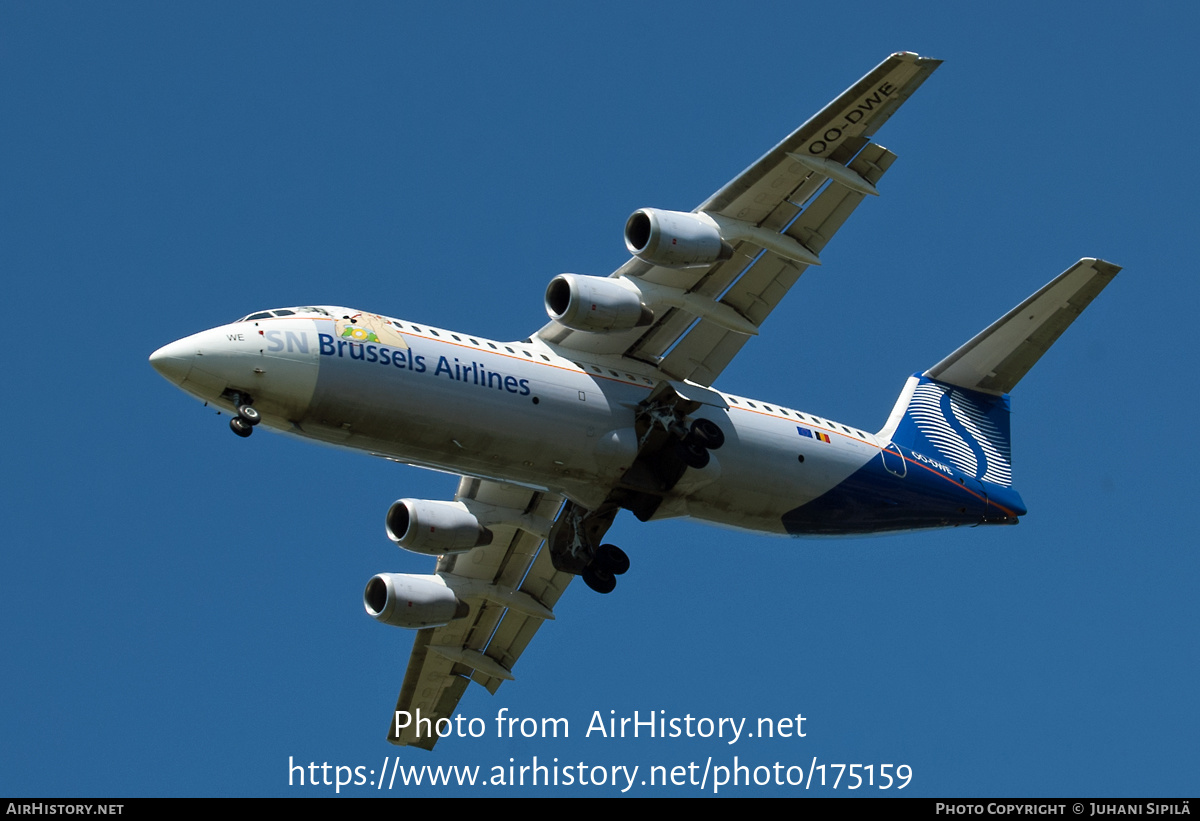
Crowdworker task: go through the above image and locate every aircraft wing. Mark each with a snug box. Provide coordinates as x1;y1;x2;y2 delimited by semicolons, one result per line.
387;477;571;749
537;52;941;387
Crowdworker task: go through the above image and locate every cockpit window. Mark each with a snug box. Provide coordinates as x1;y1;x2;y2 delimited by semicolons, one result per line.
237;306;333;322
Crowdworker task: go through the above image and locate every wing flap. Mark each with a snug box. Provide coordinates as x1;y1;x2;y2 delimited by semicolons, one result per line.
653;144;898;384
469;546;573;695
390;631;468;750
785;143;897;255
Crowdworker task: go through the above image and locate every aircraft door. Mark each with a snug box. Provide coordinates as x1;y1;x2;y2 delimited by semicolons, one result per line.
881;443;906;477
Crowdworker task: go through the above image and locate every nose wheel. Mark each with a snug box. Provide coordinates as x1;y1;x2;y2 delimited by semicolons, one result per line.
227;395;260;438
237;404;260;425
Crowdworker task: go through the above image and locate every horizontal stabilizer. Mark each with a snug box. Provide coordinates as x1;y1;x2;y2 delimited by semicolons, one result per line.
927;258;1121;395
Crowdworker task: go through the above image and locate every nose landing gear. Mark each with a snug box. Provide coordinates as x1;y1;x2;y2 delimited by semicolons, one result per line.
226;393;260;438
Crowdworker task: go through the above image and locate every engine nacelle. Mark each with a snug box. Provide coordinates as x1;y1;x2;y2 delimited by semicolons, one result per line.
363;573;469;629
624;208;734;269
385;499;493;556
544;273;653;332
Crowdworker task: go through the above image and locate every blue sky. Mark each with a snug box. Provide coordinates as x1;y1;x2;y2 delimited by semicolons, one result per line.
3;2;1196;797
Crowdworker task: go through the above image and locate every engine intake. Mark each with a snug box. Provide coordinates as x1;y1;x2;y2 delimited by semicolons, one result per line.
624;208;734;269
364;573;469;629
545;273;653;333
386;499;493;556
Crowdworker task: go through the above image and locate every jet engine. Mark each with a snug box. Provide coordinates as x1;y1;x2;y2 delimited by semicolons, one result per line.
386;499;493;556
363;573;469;629
624;208;734;269
544;273;654;332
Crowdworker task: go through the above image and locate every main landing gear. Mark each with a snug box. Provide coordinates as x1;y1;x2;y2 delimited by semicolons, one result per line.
226;392;260;438
547;503;629;594
674;417;725;469
548;401;727;596
581;543;629;595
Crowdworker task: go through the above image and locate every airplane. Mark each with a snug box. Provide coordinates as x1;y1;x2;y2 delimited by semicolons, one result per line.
149;52;1120;750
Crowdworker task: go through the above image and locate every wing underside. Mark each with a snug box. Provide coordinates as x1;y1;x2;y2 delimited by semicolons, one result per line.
537;52;942;387
388;478;571;749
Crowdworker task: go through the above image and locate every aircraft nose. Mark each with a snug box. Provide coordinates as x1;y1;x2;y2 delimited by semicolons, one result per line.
149;338;195;385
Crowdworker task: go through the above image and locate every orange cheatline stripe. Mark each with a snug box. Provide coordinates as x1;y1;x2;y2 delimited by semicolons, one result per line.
313;318;1020;517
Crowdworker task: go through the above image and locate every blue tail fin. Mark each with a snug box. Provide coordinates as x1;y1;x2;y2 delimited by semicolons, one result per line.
877;258;1121;520
888;374;1014;488
881;373;1026;520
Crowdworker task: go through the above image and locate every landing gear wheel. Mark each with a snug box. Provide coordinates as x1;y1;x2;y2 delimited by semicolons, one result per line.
595;543;630;576
230;417;253;438
582;565;616;594
675;437;710;469
237;404;261;426
690;418;725;450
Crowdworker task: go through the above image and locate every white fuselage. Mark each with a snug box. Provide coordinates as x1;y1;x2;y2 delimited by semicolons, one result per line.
150;309;893;535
